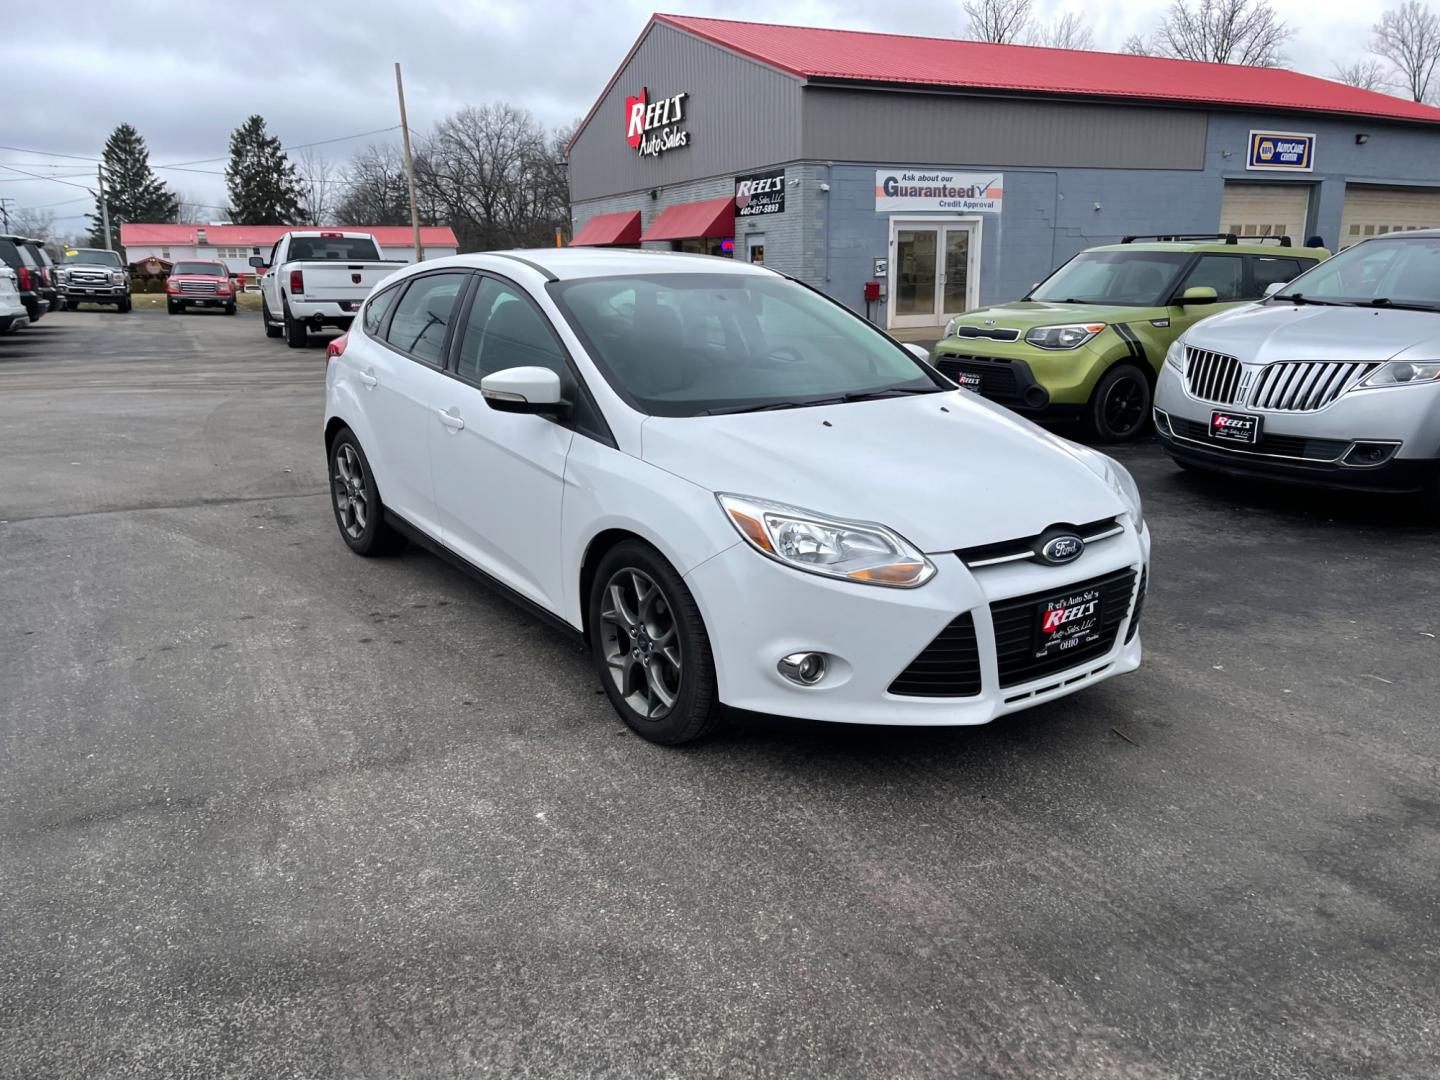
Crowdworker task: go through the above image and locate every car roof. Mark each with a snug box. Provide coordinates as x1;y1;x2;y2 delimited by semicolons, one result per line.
429;248;781;283
1087;240;1329;256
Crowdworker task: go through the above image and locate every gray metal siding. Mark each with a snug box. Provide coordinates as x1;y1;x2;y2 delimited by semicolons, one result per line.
568;23;803;202
803;88;1207;171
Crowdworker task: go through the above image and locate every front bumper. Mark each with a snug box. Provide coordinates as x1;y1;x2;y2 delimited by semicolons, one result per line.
684;524;1149;726
932;338;1115;411
60;284;128;299
1154;363;1440;493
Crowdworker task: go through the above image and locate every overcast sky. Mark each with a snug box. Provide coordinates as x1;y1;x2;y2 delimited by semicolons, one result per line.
0;0;1382;235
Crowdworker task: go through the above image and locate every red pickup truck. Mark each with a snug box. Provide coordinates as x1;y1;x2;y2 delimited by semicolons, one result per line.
166;260;237;315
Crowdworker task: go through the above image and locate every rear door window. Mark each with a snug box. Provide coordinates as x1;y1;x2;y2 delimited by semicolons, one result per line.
362;283;402;338
1250;256;1307;294
384;272;468;366
1178;255;1245;301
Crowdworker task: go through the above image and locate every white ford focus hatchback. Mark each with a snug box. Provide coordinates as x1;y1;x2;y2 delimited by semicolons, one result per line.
324;249;1150;744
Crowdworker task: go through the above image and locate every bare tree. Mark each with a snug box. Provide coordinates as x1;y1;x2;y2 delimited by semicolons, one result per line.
1333;58;1389;90
8;206;55;240
414;103;569;251
172;192;210;224
1153;0;1291;65
1372;1;1440;101
1033;12;1096;49
335;144;414;226
964;0;1033;43
294;147;341;225
1120;32;1152;54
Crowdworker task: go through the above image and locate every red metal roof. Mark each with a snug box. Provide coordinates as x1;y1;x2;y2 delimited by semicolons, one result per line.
652;14;1440;125
640;197;734;241
571;210;643;246
119;224;460;248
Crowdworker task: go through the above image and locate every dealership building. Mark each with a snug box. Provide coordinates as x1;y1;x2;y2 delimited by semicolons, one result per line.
567;14;1440;333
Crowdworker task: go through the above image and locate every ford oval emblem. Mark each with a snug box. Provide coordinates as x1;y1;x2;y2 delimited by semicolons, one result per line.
1040;535;1084;565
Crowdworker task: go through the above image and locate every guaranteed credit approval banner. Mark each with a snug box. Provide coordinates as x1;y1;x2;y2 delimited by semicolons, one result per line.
875;169;1004;212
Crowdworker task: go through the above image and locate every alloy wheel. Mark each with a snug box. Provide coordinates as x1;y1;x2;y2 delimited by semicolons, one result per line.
1103;375;1146;436
332;443;369;540
599;568;683;721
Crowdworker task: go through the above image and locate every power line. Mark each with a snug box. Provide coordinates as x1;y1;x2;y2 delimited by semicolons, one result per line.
0;163;94;191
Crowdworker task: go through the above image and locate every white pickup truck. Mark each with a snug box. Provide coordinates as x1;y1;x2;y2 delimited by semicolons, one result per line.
250;231;401;347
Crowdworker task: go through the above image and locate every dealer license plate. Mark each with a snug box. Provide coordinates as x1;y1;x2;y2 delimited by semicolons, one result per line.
1210;410;1261;445
954;371;984;392
1033;585;1106;660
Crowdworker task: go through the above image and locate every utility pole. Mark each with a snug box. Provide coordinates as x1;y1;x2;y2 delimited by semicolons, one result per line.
0;198;12;230
97;165;113;250
394;62;424;263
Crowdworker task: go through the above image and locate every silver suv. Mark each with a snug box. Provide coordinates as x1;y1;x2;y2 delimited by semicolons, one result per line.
1154;231;1440;512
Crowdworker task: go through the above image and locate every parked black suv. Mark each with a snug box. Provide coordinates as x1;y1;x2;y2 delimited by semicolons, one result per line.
18;239;60;316
0;236;48;323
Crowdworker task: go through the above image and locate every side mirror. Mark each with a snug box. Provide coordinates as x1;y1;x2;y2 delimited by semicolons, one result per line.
1181;286;1218;305
248;256;266;268
904;343;931;363
480;366;567;415
1263;281;1287;298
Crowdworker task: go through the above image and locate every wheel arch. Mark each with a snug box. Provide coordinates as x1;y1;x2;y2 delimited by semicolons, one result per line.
578;528;651;644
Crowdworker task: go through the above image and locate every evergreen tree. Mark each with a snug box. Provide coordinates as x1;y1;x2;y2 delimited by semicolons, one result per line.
86;123;179;248
224;116;305;225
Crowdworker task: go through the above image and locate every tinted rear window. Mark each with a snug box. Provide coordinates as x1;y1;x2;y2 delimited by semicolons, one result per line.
287;237;380;261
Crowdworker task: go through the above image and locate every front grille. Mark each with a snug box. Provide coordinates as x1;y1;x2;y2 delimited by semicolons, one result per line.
1185;347;1243;405
889;612;982;697
1248;361;1380;412
950;325;1021;342
991;567;1138;689
957;516;1123;568
1166;416;1350;461
935;356;1022;403
71;271;108;285
178;280;218;296
1125;567;1147;644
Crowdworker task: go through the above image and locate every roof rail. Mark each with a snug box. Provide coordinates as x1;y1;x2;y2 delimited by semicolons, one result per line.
1119;233;1294;247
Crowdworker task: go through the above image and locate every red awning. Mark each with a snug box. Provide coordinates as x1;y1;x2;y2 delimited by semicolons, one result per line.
640;197;735;242
571;210;642;247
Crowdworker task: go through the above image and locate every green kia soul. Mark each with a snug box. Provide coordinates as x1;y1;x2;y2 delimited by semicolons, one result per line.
931;234;1330;442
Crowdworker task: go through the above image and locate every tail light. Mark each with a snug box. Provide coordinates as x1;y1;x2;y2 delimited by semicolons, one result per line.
17;267;31;291
289;269;304;294
326;332;349;365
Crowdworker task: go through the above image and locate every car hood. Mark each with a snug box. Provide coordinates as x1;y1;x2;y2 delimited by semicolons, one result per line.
952;300;1159;332
640;391;1127;553
1185;301;1440;363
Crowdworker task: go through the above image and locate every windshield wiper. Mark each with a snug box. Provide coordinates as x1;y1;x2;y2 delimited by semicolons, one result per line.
1362;297;1439;311
702;386;941;415
1271;292;1350;306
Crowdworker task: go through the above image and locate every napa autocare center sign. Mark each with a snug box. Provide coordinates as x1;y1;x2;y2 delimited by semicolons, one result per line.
875;169;1004;212
1247;130;1315;171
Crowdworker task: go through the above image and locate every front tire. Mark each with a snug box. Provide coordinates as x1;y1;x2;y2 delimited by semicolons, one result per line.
589;540;721;745
167;299;180;315
224;302;236;316
117;297;132;313
327;429;407;557
65;300;78;311
1088;364;1152;443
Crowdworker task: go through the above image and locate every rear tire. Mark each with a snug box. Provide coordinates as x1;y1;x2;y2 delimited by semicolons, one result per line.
262;296;283;338
1087;364;1152;443
327;429;407;557
589;540;721;745
284;301;307;348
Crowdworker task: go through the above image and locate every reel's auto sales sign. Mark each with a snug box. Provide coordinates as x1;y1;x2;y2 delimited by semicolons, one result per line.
875;170;1004;213
735;169;786;217
626;88;690;158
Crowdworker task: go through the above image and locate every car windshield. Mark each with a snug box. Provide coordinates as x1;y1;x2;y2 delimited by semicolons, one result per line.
173;261;227;276
287;237;379;261
62;249;123;267
1030;250;1192;305
549;273;944;417
1272;235;1440;309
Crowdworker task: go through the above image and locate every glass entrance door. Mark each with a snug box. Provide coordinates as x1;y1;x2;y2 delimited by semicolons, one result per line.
888;220;978;329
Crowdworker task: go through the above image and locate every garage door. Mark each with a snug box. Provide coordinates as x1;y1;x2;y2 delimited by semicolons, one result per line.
1220;183;1311;242
1340;185;1440;248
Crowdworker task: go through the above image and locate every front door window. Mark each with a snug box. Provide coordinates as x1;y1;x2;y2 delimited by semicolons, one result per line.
896;229;938;317
890;221;979;329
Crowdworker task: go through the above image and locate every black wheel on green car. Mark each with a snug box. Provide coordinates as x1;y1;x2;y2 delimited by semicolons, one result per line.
1088;364;1152;443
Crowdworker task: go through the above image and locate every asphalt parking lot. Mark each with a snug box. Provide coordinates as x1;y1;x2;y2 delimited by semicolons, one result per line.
3;309;1439;1079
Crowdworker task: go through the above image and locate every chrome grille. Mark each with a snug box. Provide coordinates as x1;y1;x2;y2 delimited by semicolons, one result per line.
1248;361;1380;412
71;270;108;285
1185;347;1243;405
178;280;218;296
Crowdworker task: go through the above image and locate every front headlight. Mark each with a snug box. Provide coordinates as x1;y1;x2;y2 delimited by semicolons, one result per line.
1165;338;1187;373
1025;323;1106;350
1102;458;1144;532
1356;361;1440;388
944;316;961;339
110;271;126;284
717;493;936;588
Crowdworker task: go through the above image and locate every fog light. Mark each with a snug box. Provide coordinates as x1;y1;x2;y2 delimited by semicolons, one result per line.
778;652;827;686
1343;441;1399;466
